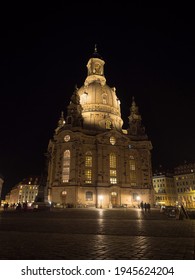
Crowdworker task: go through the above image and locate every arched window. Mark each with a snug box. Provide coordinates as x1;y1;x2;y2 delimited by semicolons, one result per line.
110;136;116;145
110;153;117;184
85;151;92;183
129;155;136;186
62;150;70;183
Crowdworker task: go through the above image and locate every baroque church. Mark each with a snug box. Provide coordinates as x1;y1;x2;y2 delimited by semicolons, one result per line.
46;48;153;208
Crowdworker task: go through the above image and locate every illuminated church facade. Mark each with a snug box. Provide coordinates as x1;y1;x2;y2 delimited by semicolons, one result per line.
46;48;153;208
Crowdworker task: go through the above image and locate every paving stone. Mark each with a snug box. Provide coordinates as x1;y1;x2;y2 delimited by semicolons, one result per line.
0;208;194;259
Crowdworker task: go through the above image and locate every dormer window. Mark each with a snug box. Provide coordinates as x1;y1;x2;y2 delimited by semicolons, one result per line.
106;120;112;129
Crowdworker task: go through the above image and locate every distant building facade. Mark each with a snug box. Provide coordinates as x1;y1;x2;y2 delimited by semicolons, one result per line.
46;48;153;208
6;176;40;206
153;171;177;206
174;163;195;208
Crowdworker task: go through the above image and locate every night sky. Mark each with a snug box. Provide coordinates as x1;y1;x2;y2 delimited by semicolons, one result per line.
0;5;195;197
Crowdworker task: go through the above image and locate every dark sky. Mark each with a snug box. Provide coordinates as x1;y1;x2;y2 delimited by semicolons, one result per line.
0;5;195;197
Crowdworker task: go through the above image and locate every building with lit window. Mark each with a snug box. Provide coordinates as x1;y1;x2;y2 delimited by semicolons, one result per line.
174;163;195;208
46;48;153;208
152;171;177;206
7;176;40;206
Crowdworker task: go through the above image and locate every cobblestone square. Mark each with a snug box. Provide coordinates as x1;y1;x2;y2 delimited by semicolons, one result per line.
0;208;194;260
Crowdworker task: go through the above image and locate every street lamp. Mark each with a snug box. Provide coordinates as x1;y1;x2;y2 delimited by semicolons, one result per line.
99;195;103;208
136;195;140;208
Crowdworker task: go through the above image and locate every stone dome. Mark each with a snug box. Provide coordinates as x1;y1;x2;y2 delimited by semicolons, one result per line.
77;55;123;131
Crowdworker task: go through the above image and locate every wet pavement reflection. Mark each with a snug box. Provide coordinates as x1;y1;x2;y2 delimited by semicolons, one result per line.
0;208;194;259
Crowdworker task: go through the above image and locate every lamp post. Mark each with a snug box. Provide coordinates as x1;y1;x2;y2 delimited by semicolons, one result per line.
136;195;140;208
99;195;103;208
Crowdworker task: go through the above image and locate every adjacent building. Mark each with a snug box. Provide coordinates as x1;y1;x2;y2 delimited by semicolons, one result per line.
152;171;177;207
152;163;195;208
174;163;195;208
46;48;153;208
6;176;40;206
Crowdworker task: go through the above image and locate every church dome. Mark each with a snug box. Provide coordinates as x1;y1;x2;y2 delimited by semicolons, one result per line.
77;52;123;131
78;83;120;111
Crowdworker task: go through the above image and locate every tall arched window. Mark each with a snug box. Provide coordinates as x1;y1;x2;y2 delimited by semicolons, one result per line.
129;155;136;186
62;150;70;183
110;153;117;184
85;151;92;183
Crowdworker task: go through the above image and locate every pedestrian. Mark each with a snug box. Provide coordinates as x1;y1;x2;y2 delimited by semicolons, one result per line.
144;202;147;212
140;201;144;210
16;202;21;211
23;201;28;211
147;203;151;213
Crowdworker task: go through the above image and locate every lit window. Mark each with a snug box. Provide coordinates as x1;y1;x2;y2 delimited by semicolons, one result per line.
64;135;70;142
85;152;92;183
111;192;117;196
85;151;92;167
110;178;117;184
110;170;117;176
62;150;70;183
110;136;116;145
85;169;92;183
110;153;117;184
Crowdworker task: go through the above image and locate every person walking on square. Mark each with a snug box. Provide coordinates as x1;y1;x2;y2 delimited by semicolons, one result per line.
147;203;151;213
140;201;144;211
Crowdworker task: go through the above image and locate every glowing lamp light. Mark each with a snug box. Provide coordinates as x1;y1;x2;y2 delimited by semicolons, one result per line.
99;195;103;208
62;191;67;196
